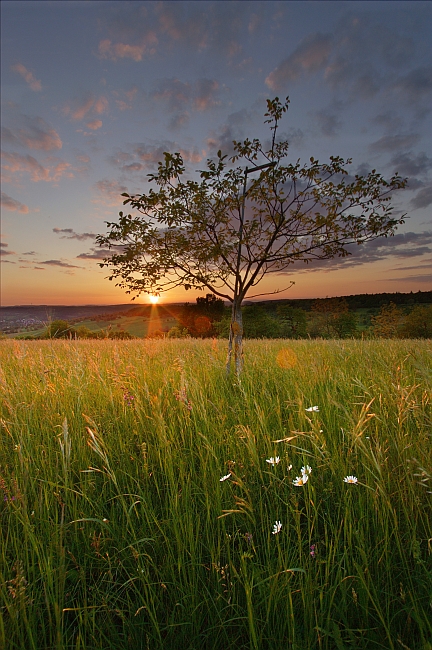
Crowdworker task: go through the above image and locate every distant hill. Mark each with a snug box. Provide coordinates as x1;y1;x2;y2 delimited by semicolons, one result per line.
249;290;432;312
1;291;431;334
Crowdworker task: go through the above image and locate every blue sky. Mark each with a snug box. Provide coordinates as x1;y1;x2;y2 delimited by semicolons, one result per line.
1;0;431;305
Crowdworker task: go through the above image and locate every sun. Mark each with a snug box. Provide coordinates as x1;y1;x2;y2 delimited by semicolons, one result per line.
149;294;159;305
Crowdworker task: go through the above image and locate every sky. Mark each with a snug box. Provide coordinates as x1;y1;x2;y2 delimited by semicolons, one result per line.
1;0;431;306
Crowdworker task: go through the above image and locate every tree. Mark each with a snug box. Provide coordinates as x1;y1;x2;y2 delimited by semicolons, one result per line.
400;304;432;338
308;297;357;338
45;319;75;339
96;97;407;374
371;302;404;338
276;304;308;338
178;294;225;337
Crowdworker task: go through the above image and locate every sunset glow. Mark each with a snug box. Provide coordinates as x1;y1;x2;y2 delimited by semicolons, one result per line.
1;1;431;306
149;295;160;305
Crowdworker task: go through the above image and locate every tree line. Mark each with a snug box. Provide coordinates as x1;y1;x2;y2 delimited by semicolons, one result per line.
27;294;431;340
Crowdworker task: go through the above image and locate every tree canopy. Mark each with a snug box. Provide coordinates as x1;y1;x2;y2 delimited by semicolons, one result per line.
96;97;407;373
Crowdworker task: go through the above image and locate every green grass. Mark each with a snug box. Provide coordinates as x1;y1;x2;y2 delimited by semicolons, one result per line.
0;338;431;649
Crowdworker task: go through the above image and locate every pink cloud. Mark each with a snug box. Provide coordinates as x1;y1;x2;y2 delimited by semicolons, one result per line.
2;115;62;151
115;100;132;111
1;151;76;183
125;86;138;102
86;119;103;130
63;95;108;121
93;179;129;206
265;32;333;90
11;63;42;91
1;191;29;213
98;38;157;62
194;79;219;111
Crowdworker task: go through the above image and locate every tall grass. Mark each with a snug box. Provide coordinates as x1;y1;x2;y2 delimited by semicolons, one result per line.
0;338;431;649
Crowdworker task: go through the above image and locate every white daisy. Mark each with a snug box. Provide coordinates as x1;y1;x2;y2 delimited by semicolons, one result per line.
220;473;231;482
305;406;319;412
293;474;309;486
272;520;282;535
343;475;358;484
301;465;312;475
266;456;280;465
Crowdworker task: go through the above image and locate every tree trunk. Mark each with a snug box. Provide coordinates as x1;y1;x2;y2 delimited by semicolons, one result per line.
226;299;243;376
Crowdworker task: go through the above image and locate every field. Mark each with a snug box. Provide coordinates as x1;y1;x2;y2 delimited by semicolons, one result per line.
0;338;431;649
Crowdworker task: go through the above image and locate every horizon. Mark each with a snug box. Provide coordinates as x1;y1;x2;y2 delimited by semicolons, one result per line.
1;1;431;304
1;288;431;310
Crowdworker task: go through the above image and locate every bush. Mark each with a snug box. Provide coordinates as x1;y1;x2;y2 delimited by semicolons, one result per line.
107;330;134;339
167;326;190;338
45;319;76;339
400;304;432;338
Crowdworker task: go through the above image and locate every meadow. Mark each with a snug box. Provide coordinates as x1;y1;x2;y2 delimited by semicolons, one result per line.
0;338;431;650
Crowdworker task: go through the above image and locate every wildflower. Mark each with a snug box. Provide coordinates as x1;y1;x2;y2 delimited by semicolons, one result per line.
288;464;293;471
305;406;319;412
272;521;282;535
293;474;309;486
220;473;231;482
343;475;358;484
245;532;253;545
301;465;312;475
266;456;280;465
310;544;316;557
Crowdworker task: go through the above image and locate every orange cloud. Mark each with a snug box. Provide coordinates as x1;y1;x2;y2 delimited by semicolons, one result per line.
11;63;42;91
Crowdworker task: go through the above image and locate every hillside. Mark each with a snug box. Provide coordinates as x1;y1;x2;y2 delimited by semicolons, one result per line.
1;290;431;336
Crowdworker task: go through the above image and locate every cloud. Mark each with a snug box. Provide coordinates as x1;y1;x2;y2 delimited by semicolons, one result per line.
266;32;333;90
33;267;45;271
265;9;423;111
372;112;404;135
151;77;220;128
206;108;253;156
93;179;129;206
388;260;432;272
86;120;103;130
152;78;191;112
63;95;108;121
53;228;96;241
411;185;432;210
369;134;420;153
109;142;203;175
391;67;432;104
0;243;16;256
313;108;343;137
384;273;432;283
1;191;29;213
39;259;81;268
289;231;432;274
22;251;36;255
96;1;252;65
1;115;62;151
11;63;42;91
98;38;156;62
76;247;114;260
1;151;76;183
389;151;432;178
194;78;220;111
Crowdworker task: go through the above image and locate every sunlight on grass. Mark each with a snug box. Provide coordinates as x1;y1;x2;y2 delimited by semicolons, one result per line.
0;338;431;649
